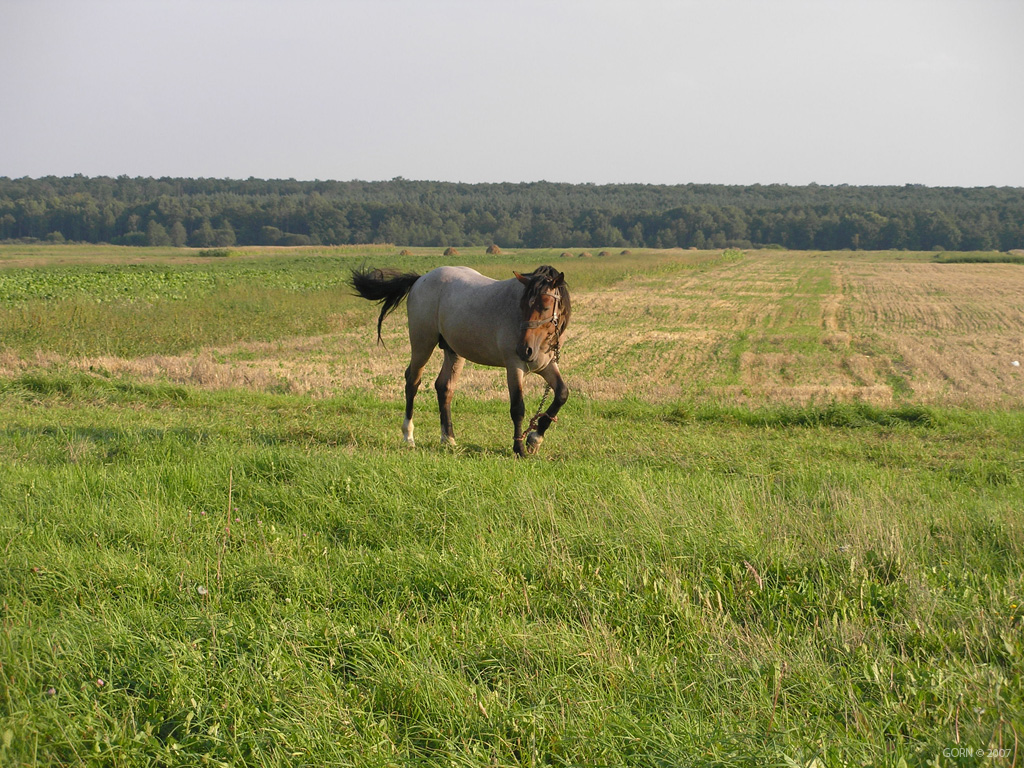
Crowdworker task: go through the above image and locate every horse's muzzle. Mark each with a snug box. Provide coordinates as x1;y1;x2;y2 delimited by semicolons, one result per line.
516;342;537;363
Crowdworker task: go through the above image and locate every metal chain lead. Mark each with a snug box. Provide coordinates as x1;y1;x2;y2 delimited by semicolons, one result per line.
527;327;561;434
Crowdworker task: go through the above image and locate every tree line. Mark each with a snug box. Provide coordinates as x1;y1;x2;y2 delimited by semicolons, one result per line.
1;175;1022;251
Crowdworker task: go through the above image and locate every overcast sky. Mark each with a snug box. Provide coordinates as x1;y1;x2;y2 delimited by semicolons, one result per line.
2;0;1022;187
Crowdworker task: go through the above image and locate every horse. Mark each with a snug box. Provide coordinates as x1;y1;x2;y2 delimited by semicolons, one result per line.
349;265;571;456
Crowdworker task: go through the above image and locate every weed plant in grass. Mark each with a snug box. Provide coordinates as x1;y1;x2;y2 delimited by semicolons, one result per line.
1;372;1022;766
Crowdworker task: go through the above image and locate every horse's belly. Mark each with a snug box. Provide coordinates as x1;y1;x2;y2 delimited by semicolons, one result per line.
442;328;507;368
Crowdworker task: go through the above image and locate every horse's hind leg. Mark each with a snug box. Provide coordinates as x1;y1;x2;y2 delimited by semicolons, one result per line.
403;337;436;447
435;349;465;446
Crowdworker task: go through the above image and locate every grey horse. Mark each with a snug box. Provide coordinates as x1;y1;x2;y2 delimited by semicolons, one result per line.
349;265;570;456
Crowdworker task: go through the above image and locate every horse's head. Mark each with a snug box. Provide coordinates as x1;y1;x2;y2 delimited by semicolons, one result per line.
514;266;569;366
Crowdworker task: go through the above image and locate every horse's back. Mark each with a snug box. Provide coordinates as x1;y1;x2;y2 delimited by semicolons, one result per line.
409;267;492;313
419;265;494;288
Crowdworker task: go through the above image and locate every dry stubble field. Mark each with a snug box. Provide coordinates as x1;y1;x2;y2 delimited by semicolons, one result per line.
4;248;1020;410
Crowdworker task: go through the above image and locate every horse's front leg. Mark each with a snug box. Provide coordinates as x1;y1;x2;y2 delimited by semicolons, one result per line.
525;362;569;455
506;366;527;457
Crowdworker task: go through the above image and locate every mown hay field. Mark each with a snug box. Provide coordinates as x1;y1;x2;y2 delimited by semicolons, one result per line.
0;245;1022;767
2;245;1020;408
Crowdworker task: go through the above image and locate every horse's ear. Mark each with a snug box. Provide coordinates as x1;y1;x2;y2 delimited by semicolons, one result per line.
554;271;565;287
514;271;529;285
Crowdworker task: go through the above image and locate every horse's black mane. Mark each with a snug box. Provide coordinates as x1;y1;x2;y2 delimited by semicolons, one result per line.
520;265;571;336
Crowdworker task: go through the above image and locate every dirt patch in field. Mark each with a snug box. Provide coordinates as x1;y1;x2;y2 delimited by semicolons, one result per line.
1;330;522;401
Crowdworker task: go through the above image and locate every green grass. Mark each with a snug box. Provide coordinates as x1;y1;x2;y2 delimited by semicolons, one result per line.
1;372;1022;766
2;246;1023;766
931;253;1024;265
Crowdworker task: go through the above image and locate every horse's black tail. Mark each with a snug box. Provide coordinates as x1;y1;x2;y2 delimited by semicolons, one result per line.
349;267;421;344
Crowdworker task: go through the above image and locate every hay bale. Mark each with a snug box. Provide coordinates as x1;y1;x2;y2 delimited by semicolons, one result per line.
560;251;575;258
399;249;413;256
486;244;502;255
597;250;610;257
443;246;460;257
620;249;632;256
578;251;593;258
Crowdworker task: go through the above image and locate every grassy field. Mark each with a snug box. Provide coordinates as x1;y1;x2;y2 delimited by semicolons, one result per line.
1;245;1022;766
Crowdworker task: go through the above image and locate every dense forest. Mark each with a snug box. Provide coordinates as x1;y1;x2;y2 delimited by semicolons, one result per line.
2;175;1022;251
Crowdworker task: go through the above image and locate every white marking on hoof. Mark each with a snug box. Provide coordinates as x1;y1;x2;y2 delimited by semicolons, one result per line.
403;418;415;447
525;431;544;454
441;434;457;447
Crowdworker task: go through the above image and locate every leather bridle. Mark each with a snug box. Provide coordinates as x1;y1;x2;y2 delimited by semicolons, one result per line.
520;291;561;331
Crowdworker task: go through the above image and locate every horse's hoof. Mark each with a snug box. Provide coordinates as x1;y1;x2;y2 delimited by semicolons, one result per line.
404;438;416;448
441;436;457;447
525;431;544;454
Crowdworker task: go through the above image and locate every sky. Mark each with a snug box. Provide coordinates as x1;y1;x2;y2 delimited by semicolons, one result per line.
2;0;1023;187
